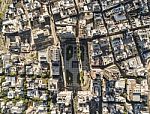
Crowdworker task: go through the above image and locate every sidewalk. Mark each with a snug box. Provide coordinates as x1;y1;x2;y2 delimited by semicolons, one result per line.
147;63;150;113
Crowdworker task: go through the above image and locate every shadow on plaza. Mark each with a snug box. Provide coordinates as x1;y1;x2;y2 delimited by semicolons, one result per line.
60;37;91;92
60;38;81;91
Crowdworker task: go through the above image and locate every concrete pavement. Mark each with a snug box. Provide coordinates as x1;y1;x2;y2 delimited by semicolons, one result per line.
64;44;79;87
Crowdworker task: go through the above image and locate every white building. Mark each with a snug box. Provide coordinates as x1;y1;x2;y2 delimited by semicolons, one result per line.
7;90;15;99
48;79;58;92
77;91;92;114
56;91;72;114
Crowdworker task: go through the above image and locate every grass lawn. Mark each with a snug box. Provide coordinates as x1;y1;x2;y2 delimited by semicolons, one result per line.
66;45;73;61
65;70;73;84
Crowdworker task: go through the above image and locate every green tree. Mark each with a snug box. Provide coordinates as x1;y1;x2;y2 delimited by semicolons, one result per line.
0;12;3;20
15;2;22;8
80;71;84;84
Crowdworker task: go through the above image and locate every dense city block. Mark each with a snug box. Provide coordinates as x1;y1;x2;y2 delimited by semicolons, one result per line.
0;0;150;114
